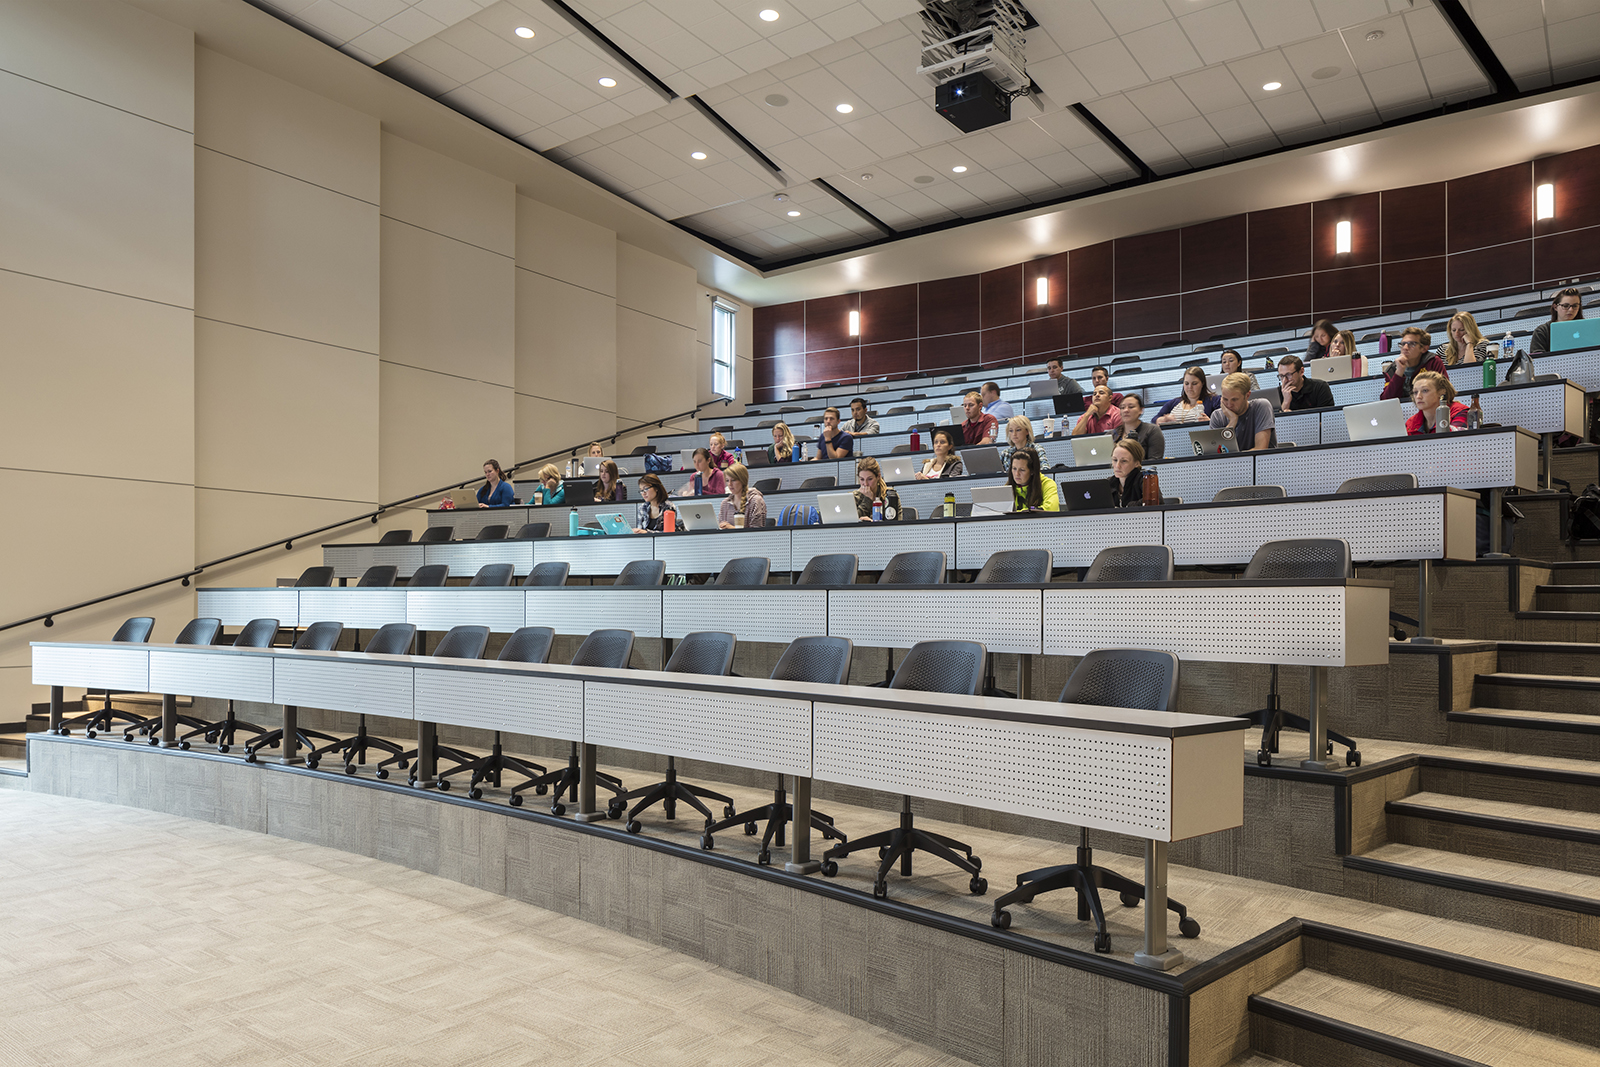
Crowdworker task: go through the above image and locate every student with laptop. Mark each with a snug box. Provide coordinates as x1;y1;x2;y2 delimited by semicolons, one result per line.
1155;367;1219;425
1305;319;1339;361
1005;449;1059;512
844;397;881;436
530;464;566;506
959;391;998;445
592;459;627;503
633;474;678;533
915;427;964;479
1108;439;1149;508
814;407;855;459
1045;357;1085;396
767;422;799;464
718;464;767;529
981;381;1014;421
1068;385;1123;437
1275;355;1336;411
1436;312;1494;365
1210;372;1277;451
999;415;1040;473
1532;288;1585;354
1111;394;1165;459
1219;349;1258;392
476;459;515;507
852;458;902;521
1406;371;1469;434
1380;328;1449;401
677;448;727;496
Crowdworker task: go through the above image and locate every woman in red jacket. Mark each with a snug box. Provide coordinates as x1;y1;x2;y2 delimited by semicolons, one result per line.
1405;371;1469;434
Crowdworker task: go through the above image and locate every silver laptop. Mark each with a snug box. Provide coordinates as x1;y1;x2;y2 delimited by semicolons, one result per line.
880;456;917;481
1029;379;1059;399
679;448;694;470
1307;355;1354;381
675;498;722;531
1344;398;1406;442
960;446;1003;474
969;485;1013;516
1070;434;1116;467
948;405;966;425
1206;373;1225;394
446;488;479;509
816;491;858;524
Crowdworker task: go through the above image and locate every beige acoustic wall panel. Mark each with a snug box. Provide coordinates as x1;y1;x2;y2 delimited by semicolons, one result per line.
516;195;616;297
379;363;516;504
515;395;613;473
195;48;378;204
615;306;698;426
515;270;617;410
615;242;697;329
194;488;391;592
380;217;515;387
0;271;194;485
382;133;515;257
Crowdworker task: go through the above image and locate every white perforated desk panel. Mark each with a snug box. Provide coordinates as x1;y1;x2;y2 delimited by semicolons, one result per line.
790;522;955;572
1254;430;1536;495
195;588;302;627
405;589;525;633
425;541;534;577
652;528;792;575
149;648;275;702
826;588;1043;653
412;664;582;740
1161;491;1472;565
272;652;414;719
531;536;655;577
525;588;661;640
298;588;408;630
31;643;150;691
662;587;824;643
953;510;1162;569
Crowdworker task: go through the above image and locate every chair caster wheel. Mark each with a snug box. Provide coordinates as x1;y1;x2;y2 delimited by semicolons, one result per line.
407;776;417;787
534;785;548;796
1180;917;1201;938
872;880;888;900
607;801;625;819
820;859;838;878
245;752;258;764
744;821;758;836
468;788;482;801
509;794;523;808
625;819;642;835
1094;932;1112;953
878;847;889;860
397;760;409;771
700;834;714;850
375;768;388;780
344;764;357;775
1256;751;1271;767
550;802;564;816
436;779;450;791
990;909;1011;930
178;741;190;751
723;805;736;819
757;850;770;866
148;737;160;746
306;759;319;770
970;876;987;895
217;744;230;754
1120;891;1141;908
1347;751;1362;767
84;730;94;739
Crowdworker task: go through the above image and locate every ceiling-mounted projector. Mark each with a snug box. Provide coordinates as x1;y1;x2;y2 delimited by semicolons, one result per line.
935;73;1011;133
918;0;1030;133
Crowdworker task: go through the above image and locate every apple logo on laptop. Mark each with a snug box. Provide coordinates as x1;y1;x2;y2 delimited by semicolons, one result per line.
1081;491;1091;500
1370;418;1379;426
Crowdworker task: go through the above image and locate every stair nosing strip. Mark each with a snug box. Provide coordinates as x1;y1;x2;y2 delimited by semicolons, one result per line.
1385;800;1600;846
1248;995;1491;1067
1474;674;1600;691
1343;854;1600;916
1447;710;1600;734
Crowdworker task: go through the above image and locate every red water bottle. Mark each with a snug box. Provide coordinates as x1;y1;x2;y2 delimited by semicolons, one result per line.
909;429;920;452
663;509;676;533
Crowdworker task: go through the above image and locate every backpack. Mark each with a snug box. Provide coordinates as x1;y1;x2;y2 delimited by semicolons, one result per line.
1570;484;1600;543
643;453;672;473
778;503;806;527
1503;350;1535;385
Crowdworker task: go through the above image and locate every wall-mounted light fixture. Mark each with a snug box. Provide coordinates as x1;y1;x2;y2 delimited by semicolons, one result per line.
1335;220;1352;255
848;309;860;336
1036;276;1049;306
1536;182;1555;220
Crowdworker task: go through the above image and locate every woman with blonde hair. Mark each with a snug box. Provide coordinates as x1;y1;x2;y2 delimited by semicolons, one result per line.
1405;370;1469;434
1436;311;1493;365
999;414;1038;472
718;463;766;529
852;457;901;521
531;463;565;506
1327;330;1359;361
767;422;797;464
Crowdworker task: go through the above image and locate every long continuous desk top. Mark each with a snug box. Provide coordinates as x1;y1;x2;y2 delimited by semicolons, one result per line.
342;487;1474;579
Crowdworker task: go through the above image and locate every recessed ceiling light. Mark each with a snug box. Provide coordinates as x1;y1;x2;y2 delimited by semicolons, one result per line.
759;8;780;20
514;26;535;38
691;151;708;160
1262;81;1281;91
859;172;874;181
836;103;853;113
1312;65;1341;80
787;210;801;216
1365;29;1385;41
914;175;934;184
951;165;967;173
764;93;789;107
598;77;617;87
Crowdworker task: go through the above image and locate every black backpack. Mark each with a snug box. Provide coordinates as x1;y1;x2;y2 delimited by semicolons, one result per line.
1570;484;1600;543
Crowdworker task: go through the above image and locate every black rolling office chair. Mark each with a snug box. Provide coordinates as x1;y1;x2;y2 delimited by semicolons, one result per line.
701;636;852;862
374;625;492;783
242;622;346;763
177;617;280;752
57;616;154;737
305;622;419;772
795;553;858;586
799;476;836;491
469;563;515;586
474;525;509;541
715;557;770;586
357;565;398;587
509;629;636;813
889;444;911;454
123;618;224;743
879;550;945;585
408;564;449;587
418;526;453;543
523;562;570;586
378;529;414;544
512;523;550;540
436;627;555;798
613;632;739;834
296;566;335;587
1212;485;1286;503
1337;473;1418;494
1241;538;1361;767
821;640;988;899
753;477;781;494
1084;545;1173;582
615;559;665;586
973;549;1051;696
990;649;1200;953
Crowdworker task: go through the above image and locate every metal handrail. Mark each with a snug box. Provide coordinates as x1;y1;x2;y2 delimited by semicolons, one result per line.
0;398;729;634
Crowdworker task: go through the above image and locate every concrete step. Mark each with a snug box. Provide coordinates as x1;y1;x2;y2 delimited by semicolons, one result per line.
1386;792;1600;875
1471;673;1600;716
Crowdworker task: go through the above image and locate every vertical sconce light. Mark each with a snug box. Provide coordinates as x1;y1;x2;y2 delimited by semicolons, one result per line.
847;309;860;336
1335;220;1352;255
1036;276;1049;306
1536;182;1555;220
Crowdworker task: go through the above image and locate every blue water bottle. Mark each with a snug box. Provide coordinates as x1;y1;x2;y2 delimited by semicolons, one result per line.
871;499;884;522
568;506;579;537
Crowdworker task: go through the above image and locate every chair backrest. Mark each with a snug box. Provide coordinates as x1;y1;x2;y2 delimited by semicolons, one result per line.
1244;538;1352;580
889;444;911;454
1212;485;1285;503
418;526;453;543
715;557;770;586
975;549;1051;585
408;564;450;587
1337;473;1418;494
365;622;417;656
571;628;635;669
432;624;489;660
469;563;515;587
770;636;852;686
795;553;858;586
523;561;570;587
753;477;781;494
378;529;413;545
475;524;509;541
879;551;946;585
1059;649;1179;712
664;631;736;676
799;476;836;490
513;522;550;540
615;559;666;586
234;618;280;649
357;565;398;588
175;618;223;646
294;621;344;651
295;566;334;587
1084;545;1174;582
112;617;155;643
498;626;555;664
889;640;985;696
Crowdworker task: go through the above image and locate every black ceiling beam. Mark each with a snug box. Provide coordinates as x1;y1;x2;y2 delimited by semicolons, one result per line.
541;0;677;102
1429;0;1519;98
813;178;897;238
1071;103;1156;183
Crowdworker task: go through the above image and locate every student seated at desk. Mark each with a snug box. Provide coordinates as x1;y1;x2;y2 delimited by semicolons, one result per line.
1219;349;1258;393
1211;372;1277;450
1045;357;1084;396
915;427;964;479
587;442;605;460
634;474;677;533
592;460;627;503
1406;370;1469;435
1276;355;1335;411
1437;312;1494;366
1305;318;1338;361
816;407;855;459
1111;394;1165;458
999;415;1039;472
1090;366;1124;406
1328;330;1358;361
845;397;880;437
981;381;1014;422
1068;385;1122;437
1154;367;1219;426
959;391;997;446
1380;327;1449;401
1108;439;1149;507
678;447;726;496
477;459;514;507
1007;449;1060;513
529;464;565;506
767;422;799;464
719;464;766;528
853;457;902;521
1532;288;1584;354
708;432;734;470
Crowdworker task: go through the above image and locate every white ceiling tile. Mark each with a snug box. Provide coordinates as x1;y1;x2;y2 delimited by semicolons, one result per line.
653;29;722;72
806;126;879;170
726;37;791;72
1069;38;1153;96
260;0;320;15
1120;127;1184;166
959;171;1023;203
989;159;1053;196
830;51;920;110
1175;65;1251;111
1158;115;1224;155
1281;33;1358;83
1227;49;1303;97
839;113;921;157
1026;53;1098;107
470;69;536;105
988;118;1070;158
1177;2;1263;65
349;24;414;63
1238;0;1322;48
539;37;606;78
415;0;488;24
1488;28;1550;81
1549;12;1600;67
578;99;634;129
381;52;458;95
1305;75;1377;120
1025;151;1098;192
1311;0;1391;31
298;0;375;43
432;18;524;67
680;55;748;92
1208;102;1274;145
814;3;880;41
543;112;601;144
340;0;408;23
1029;107;1100;151
1340;14;1416;72
881;100;963;146
1254;88;1323;132
1088;94;1153;133
1417;55;1491;99
573;143;667;190
1124;21;1206;81
772;21;835;57
382;6;450;45
1126;80;1202;127
1459;0;1544;34
1093;0;1176;36
766;137;846;177
1402;6;1457;59
1359;61;1429;109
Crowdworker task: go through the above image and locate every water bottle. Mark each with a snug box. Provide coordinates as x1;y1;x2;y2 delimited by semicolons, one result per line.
1467;395;1483;430
1141;467;1161;506
871;499;883;522
568;506;579;537
565;459;573;478
943;490;955;518
1377;330;1390;354
909;429;920;452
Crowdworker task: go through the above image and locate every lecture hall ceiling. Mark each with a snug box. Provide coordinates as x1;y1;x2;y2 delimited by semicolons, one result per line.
249;0;1600;270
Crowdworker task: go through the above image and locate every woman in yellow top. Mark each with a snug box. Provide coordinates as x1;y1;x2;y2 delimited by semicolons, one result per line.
1006;449;1059;512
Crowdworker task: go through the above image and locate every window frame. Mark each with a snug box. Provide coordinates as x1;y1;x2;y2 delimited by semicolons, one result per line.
711;300;736;399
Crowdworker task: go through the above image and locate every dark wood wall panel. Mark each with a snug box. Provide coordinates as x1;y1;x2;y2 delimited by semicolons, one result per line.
1249;274;1311;323
859;339;917;378
981;323;1023;365
1535;144;1600;236
1182;282;1247;333
1534;228;1600;287
804;346;858;387
1114;295;1179;338
1248;204;1311;278
1448;243;1532;297
919;275;979;336
1448;163;1530;253
1313;264;1380;319
859;284;917;345
1070;241;1113;308
1024;251;1068;320
1382;256;1446;309
919;331;979;370
805;293;857;352
1382;183;1445;261
1181;214;1247;289
1313;193;1380;270
980;263;1022;329
1114;230;1180;301
1023;312;1068;355
755;301;805;359
1070;304;1113;354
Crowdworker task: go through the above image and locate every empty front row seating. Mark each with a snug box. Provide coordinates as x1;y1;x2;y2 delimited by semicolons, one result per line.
408;564;449;587
435;627;555;798
509;629;636;813
522;562;569;586
378;529;413;545
124;618;224;743
614;559;665;586
177;617;281;751
418;526;452;543
1212;485;1286;503
242;622;346;763
57;616;154;737
306;622;420;773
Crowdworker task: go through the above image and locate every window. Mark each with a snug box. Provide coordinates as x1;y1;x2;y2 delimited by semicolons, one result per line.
712;301;735;399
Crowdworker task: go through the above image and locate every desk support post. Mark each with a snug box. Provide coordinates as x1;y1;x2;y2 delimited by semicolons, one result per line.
1302;666;1338;771
575;743;606;822
786;776;820;874
1412;559;1443;644
415;721;437;784
281;706;302;764
1017;654;1033;701
1488;488;1506;556
159;694;177;748
1134;841;1183;971
48;686;63;734
1542;432;1555;492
